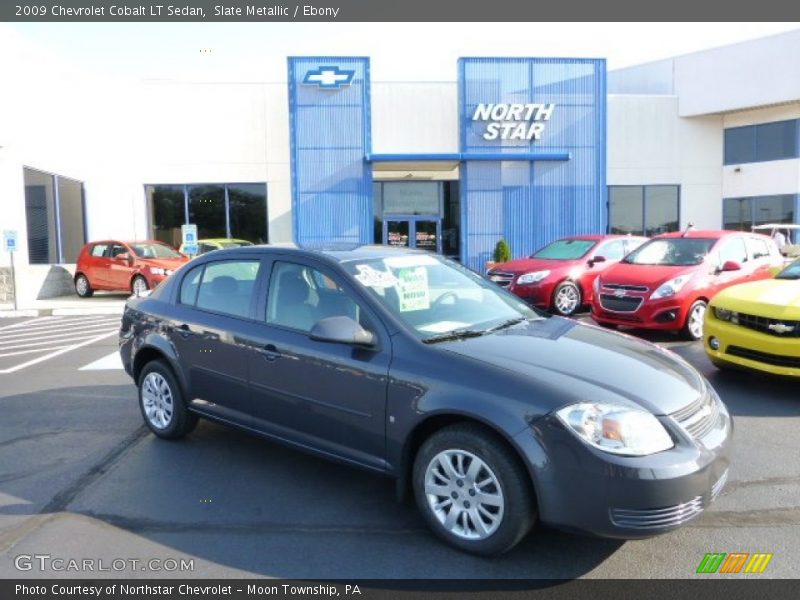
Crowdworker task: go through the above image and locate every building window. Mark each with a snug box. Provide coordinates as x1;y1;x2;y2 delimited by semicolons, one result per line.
23;167;86;264
724;120;800;165
608;185;679;237
146;183;268;248
723;195;796;231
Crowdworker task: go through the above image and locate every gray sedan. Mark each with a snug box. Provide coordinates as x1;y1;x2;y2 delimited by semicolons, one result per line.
119;245;732;555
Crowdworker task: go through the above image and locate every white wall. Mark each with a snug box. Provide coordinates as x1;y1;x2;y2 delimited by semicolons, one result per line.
610;30;800;117
607;95;723;229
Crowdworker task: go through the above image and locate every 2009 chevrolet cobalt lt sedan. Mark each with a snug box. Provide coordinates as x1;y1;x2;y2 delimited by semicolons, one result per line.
119;245;732;555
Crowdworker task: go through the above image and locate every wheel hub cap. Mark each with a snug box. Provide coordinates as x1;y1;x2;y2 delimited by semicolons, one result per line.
424;449;504;540
141;372;174;429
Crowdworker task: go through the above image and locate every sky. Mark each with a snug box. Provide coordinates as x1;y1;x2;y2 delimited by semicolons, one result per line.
7;22;800;81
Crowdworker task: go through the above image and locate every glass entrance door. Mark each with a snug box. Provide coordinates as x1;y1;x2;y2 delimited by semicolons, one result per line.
382;219;441;252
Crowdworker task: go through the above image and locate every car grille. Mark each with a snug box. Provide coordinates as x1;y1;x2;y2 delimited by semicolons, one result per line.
602;283;650;293
610;496;704;530
734;313;800;338
670;392;720;440
599;294;643;313
727;346;800;369
488;271;514;288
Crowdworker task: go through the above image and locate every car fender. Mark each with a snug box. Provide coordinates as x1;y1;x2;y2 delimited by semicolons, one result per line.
133;330;188;395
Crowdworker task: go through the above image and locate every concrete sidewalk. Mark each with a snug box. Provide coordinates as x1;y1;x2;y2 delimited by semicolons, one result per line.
0;292;128;317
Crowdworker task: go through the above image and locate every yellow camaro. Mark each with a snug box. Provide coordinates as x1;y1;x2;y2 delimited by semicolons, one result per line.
705;258;800;377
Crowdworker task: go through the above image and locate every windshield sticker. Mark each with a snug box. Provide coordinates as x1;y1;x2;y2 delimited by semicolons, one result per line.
354;264;399;289
383;254;438;269
397;267;430;312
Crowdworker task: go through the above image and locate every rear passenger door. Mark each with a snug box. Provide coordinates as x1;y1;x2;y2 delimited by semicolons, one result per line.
244;258;391;471
87;243;110;287
169;258;264;425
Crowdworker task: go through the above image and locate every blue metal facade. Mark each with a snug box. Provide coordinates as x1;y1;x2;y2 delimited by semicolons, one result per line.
459;58;607;271
288;57;372;246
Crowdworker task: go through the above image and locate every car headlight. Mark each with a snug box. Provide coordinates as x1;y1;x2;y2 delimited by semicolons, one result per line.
516;270;550;285
650;274;692;300
713;307;738;323
555;402;674;456
165;269;174;276
149;267;166;276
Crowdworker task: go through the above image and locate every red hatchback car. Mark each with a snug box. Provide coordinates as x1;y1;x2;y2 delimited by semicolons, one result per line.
75;240;190;297
487;235;648;316
590;230;784;340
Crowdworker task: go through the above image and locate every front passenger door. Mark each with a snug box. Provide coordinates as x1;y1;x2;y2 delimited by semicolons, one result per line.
244;259;391;471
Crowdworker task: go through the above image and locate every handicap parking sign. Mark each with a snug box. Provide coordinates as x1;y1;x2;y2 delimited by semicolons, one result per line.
3;230;18;252
181;224;199;254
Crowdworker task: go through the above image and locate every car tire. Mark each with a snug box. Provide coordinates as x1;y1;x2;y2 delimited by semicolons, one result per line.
131;275;149;296
74;274;94;298
682;300;707;341
412;423;536;556
138;360;197;440
551;281;582;316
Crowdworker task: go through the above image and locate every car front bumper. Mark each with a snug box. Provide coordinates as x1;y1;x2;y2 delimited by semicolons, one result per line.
514;392;733;539
705;312;800;377
590;295;689;331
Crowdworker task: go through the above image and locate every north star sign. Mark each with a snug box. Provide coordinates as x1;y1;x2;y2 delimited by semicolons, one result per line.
472;103;556;141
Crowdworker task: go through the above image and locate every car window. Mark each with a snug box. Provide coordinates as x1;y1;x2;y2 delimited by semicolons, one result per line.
531;239;596;259
266;261;365;333
179;264;205;306
718;237;748;265
623;238;716;266
746;237;771;261
109;244;127;258
194;260;260;318
596;240;625;261
131;242;181;259
90;244;108;257
623;237;648;254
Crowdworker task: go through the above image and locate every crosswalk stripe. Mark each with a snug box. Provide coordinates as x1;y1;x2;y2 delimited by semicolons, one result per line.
0;330;118;374
0;320;120;340
79;351;123;371
0;345;70;358
0;326;119;350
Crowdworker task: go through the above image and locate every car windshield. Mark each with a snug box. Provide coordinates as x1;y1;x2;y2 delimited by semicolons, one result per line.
531;239;596;260
343;254;539;341
218;240;254;249
131;243;182;259
776;259;800;280
622;238;716;266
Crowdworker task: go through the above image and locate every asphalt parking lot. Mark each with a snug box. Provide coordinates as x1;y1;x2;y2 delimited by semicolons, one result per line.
0;313;798;579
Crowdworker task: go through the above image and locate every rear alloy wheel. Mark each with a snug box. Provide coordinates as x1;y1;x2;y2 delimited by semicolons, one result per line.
74;274;93;298
413;424;535;556
682;300;707;341
132;275;149;296
552;281;582;316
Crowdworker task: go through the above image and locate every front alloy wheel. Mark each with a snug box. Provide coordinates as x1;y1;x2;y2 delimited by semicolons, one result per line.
413;423;535;556
552;281;581;316
683;300;707;341
132;275;149;296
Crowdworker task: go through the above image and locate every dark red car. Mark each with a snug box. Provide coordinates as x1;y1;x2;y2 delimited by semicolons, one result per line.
590;230;784;340
75;240;190;297
487;235;648;316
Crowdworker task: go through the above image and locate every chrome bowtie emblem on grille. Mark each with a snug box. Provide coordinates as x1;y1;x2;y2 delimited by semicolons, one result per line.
614;289;627;297
768;322;795;334
303;66;355;89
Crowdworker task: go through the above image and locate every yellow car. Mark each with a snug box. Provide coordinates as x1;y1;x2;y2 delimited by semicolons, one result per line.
705;258;800;377
179;238;254;255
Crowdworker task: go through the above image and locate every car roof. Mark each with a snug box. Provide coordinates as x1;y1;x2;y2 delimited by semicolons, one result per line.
654;230;759;240
193;243;441;264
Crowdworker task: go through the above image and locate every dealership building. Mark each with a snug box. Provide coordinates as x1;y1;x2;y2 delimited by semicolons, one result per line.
1;29;799;303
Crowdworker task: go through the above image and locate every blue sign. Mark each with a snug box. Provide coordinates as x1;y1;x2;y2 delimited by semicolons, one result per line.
3;230;18;252
303;66;355;89
181;224;199;255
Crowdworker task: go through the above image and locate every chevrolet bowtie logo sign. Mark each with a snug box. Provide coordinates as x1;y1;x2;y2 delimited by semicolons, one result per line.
303;66;355;89
768;322;795;334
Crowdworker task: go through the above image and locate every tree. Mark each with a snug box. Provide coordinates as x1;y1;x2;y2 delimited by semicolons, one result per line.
493;239;511;263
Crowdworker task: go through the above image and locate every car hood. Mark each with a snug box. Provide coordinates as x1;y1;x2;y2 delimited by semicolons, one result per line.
713;279;800;319
601;263;696;287
438;317;705;415
492;257;577;275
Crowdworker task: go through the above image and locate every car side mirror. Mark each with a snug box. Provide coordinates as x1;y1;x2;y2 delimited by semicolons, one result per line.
589;255;606;266
310;316;376;348
720;260;742;272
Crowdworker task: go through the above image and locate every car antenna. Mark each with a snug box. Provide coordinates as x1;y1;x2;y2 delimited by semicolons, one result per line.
681;222;695;238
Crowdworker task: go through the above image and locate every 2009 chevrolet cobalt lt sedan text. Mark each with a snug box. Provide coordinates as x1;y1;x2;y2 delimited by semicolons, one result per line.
119;245;732;555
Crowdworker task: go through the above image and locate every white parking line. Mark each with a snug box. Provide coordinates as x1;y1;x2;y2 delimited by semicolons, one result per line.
0;316;119;334
79;351;123;371
0;346;70;358
0;331;118;374
0;322;120;342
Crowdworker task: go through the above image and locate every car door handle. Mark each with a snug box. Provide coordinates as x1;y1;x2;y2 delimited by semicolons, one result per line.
260;344;282;362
